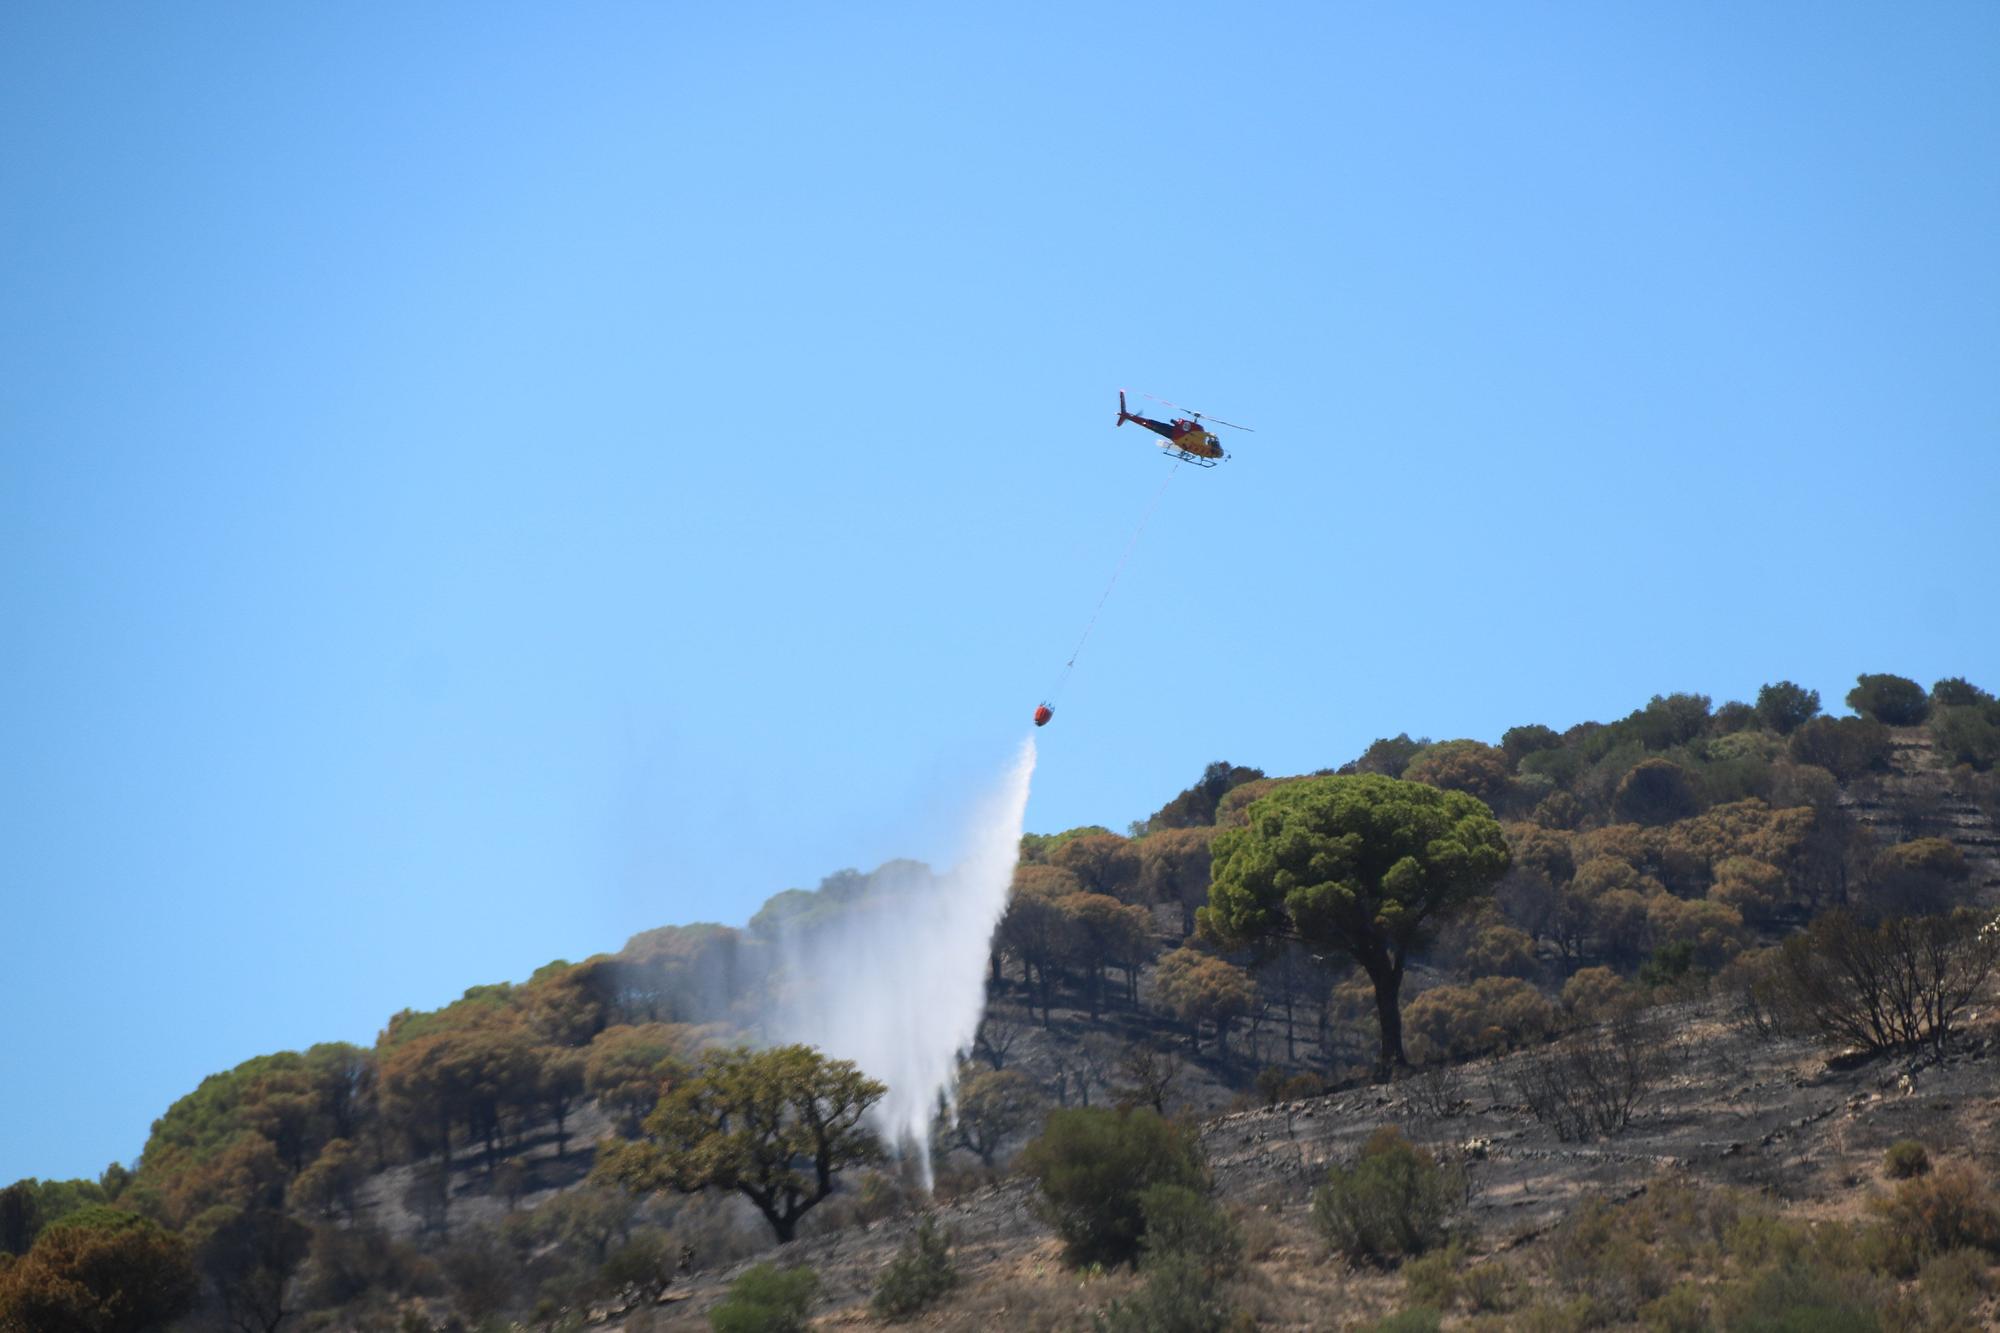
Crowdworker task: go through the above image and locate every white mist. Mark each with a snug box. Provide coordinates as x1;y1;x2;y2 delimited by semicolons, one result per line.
760;738;1036;1185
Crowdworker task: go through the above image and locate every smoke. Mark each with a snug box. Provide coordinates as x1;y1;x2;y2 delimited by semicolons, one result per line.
758;738;1036;1185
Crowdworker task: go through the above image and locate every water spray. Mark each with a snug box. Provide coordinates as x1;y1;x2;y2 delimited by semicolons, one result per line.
759;738;1036;1186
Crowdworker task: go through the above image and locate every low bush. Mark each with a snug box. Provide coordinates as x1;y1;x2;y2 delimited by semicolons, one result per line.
1094;1252;1235;1333
1019;1107;1207;1267
1136;1184;1241;1280
1638;1282;1707;1333
1870;1166;2000;1276
708;1264;817;1333
1714;1260;1883;1332
871;1215;956;1321
1884;1141;1932;1180
1310;1127;1461;1263
1548;1179;1740;1321
1401;1244;1461;1308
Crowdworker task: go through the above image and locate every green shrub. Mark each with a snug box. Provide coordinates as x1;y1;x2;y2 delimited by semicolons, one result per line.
1094;1253;1234;1333
1136;1184;1241;1279
1401;1244;1461;1308
1639;1282;1707;1333
1310;1127;1461;1262
1915;1247;1990;1320
1714;1261;1881;1332
1019;1107;1207;1267
708;1264;817;1333
1933;703;2000;771
1870;1167;2000;1276
870;1215;956;1321
1885;1141;1932;1180
1460;1260;1514;1312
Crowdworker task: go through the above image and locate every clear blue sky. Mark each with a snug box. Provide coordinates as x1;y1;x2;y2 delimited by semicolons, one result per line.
4;3;1996;1183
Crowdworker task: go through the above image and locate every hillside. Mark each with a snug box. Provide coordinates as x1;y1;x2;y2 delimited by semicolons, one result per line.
636;996;2000;1328
6;672;2000;1332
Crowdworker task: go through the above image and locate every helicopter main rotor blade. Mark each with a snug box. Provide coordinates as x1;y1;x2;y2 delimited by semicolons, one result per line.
1140;391;1255;432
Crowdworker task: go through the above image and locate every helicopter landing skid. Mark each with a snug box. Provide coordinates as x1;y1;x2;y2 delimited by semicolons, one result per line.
1161;446;1223;468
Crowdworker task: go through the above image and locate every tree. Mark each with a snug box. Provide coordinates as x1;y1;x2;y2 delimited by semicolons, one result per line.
285;1139;361;1222
1049;833;1142;902
1145;761;1266;830
1403;740;1512;802
1060;892;1156;1015
1152;949;1256;1056
971;1012;1024;1071
997;865;1081;1022
584;1024;686;1136
1867;838;1972;918
0;1185;38;1257
596;1045;884;1243
1351;734;1428;778
1611;758;1701;826
1847;673;1930;726
188;1205;311;1333
1138;826;1219;936
1931;677;1993;708
949;1068;1046;1167
1766;910;2000;1055
1626;693;1712;750
536;1048;587;1159
0;1209;198;1333
1933;699;2000;772
1500;724;1562;766
1202;775;1509;1077
1789;715;1891;779
1113;1044;1187;1116
1755;681;1821;735
1254;940;1335;1062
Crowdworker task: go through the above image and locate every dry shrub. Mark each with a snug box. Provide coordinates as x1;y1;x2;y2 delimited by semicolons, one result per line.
1510;1010;1666;1141
1401;1063;1465;1119
1870;1165;2000;1276
1767;910;2000;1056
1548;1179;1737;1321
1560;967;1633;1023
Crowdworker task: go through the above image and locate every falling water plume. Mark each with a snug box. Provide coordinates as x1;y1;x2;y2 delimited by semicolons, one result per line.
760;738;1036;1187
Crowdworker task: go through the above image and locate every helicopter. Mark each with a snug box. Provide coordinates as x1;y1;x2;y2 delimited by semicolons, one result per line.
1115;390;1252;467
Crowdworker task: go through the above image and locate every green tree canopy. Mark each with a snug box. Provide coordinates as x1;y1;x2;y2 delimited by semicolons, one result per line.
1403;740;1512;802
1931;677;1992;708
596;1044;884;1243
1612;757;1702;826
1755;681;1822;735
1144;761;1267;830
1201;775;1509;1075
0;1209;198;1333
1847;673;1931;726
